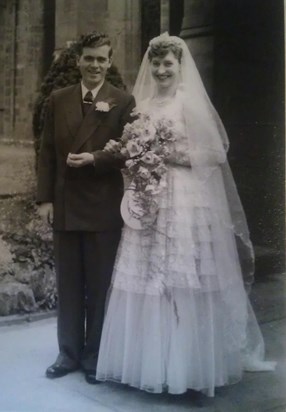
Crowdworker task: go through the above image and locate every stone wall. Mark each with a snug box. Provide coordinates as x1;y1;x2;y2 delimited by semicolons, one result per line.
14;0;46;142
0;143;56;316
0;0;16;138
0;0;51;143
55;0;141;91
0;0;142;143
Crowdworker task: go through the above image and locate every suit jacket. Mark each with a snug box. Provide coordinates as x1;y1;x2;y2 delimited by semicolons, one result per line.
36;81;136;231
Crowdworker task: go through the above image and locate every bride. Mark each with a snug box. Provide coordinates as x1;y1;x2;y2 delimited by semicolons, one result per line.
96;33;275;397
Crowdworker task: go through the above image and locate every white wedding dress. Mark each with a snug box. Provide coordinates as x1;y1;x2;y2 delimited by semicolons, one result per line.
96;92;275;396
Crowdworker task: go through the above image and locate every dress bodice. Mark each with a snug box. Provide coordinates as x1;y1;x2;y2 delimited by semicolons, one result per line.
138;92;191;167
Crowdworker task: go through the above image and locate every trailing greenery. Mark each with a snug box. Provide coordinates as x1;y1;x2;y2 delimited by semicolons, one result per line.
33;41;126;162
0;194;57;314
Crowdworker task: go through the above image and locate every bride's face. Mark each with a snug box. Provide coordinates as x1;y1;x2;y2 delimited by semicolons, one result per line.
150;51;180;90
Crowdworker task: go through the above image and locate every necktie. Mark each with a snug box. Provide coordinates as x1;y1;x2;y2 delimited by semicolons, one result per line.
82;90;93;116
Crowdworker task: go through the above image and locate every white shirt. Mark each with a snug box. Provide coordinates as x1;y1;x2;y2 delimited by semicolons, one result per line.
81;81;104;101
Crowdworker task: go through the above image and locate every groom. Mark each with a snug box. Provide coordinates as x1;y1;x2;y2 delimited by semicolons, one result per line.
37;32;135;383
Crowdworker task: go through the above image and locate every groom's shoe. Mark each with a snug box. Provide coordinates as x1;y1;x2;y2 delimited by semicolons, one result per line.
46;363;76;379
84;369;101;385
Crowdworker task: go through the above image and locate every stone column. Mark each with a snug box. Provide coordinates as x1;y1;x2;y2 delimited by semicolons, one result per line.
0;0;17;139
160;0;169;33
107;0;141;90
55;0;79;51
180;0;214;94
14;0;46;142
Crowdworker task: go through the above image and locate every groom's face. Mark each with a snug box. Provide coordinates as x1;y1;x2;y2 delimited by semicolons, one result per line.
77;45;112;89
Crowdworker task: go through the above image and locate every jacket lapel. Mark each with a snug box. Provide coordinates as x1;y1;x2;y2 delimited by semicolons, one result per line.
70;81;116;154
64;84;83;140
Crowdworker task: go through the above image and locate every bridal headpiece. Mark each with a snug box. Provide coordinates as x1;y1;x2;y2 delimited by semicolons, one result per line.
148;32;183;63
149;32;183;49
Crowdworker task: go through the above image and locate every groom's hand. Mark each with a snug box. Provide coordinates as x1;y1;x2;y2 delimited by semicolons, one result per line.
66;152;94;167
104;139;121;153
37;202;53;225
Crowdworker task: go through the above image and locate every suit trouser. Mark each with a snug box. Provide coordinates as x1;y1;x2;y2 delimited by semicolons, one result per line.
53;230;121;370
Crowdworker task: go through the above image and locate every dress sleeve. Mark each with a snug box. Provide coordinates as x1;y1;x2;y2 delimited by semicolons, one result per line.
166;138;192;167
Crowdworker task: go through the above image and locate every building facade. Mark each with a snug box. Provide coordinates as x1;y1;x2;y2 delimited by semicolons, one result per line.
0;0;284;273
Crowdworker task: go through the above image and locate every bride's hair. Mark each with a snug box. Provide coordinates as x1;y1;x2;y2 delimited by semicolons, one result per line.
147;41;182;63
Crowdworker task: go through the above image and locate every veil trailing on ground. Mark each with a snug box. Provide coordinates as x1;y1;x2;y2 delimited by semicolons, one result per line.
133;32;254;289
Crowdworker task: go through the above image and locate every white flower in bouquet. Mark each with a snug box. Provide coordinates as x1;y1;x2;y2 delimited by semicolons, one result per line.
126;139;143;157
145;176;167;195
120;147;129;157
160;145;171;157
141;151;161;166
141;124;156;143
125;159;137;168
138;166;151;180
154;117;174;134
145;184;160;196
153;163;168;177
121;124;133;143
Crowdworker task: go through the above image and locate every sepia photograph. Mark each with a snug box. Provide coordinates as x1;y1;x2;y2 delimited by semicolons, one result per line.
0;1;285;411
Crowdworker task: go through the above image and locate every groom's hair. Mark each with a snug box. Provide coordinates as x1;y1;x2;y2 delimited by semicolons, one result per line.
148;42;182;63
77;31;113;58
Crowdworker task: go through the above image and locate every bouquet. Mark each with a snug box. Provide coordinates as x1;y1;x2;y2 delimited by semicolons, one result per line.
104;111;176;228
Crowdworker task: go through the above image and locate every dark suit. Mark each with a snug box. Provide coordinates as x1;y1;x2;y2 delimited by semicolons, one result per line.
37;81;135;370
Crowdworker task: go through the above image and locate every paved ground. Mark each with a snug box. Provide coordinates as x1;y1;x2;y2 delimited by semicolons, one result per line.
0;143;285;411
0;274;285;412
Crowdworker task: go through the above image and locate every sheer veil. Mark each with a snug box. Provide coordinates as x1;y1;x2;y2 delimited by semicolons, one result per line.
133;33;254;289
96;35;276;389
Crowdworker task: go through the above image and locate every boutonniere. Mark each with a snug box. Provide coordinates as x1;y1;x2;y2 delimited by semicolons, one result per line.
95;101;110;112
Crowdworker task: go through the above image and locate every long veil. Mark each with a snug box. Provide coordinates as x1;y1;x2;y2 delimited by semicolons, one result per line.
96;34;276;395
132;33;276;371
133;32;254;288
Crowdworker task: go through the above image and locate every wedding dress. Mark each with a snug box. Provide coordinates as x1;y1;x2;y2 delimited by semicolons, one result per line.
96;33;275;397
96;91;275;396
